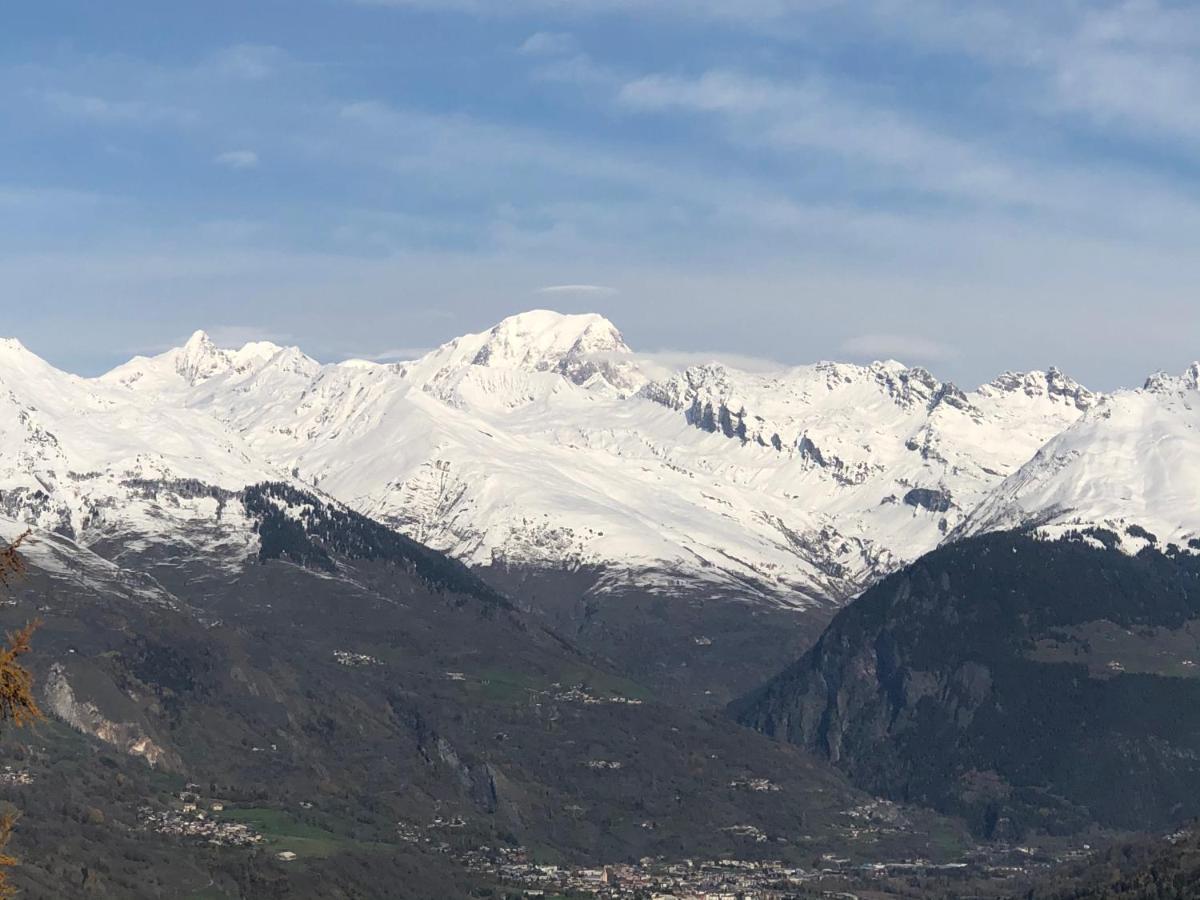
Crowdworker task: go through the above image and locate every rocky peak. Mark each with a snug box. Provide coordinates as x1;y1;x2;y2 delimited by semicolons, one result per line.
871;363;943;409
453;310;642;393
1144;362;1200;395
469;311;627;370
986;368;1095;411
174;331;230;385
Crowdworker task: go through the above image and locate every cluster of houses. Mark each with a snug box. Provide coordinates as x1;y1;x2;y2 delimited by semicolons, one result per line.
0;766;33;786
139;787;261;847
728;777;781;793
584;759;624;770
459;844;1104;899
333;649;382;667
140;805;263;847
546;684;644;706
459;849;826;898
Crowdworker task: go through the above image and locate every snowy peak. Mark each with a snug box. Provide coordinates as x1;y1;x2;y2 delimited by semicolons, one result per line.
1143;361;1200;395
175;330;227;384
404;310;646;399
0;336;68;383
466;310;644;392
102;333;315;393
982;367;1096;411
954;369;1200;551
5;308;1195;611
469;310;627;371
639;358;977;453
0;336;31;357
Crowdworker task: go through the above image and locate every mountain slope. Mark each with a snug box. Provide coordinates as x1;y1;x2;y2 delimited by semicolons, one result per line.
0;497;970;896
8;311;1171;701
955;367;1200;552
733;532;1200;837
0;335;288;552
87;312;1100;612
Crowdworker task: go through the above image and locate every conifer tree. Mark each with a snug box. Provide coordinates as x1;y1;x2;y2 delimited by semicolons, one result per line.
0;532;42;898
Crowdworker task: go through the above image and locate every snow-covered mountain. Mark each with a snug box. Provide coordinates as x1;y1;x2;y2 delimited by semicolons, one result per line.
0;335;284;560
954;364;1200;552
2;309;1195;609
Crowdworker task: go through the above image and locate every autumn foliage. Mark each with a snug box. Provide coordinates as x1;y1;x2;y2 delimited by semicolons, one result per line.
0;531;42;897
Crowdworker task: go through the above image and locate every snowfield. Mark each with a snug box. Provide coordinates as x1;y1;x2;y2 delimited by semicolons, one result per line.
2;310;1198;607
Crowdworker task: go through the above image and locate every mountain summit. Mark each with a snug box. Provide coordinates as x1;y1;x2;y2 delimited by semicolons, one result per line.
1;311;1195;617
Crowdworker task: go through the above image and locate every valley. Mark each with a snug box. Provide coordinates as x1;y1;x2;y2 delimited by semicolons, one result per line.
2;311;1200;895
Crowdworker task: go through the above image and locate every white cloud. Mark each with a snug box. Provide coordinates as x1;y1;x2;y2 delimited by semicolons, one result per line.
199;325;293;348
850;0;1200;145
128;325;293;356
214;150;259;170
40;90;196;127
353;346;435;362
839;333;959;364
0;185;110;211
619;70;789;114
206;44;286;80
518;31;577;56
536;283;617;295
616;70;1022;206
612;65;1200;232
350;0;803;21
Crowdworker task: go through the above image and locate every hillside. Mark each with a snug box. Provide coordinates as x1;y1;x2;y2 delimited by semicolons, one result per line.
0;499;970;896
734;532;1200;838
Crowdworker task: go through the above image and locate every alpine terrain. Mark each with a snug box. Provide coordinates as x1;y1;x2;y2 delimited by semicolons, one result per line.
3;311;1200;895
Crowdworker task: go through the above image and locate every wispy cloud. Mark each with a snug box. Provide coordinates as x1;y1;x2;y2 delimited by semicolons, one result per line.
616;69;1027;207
0;184;111;211
518;31;577;56
40;90;197;127
198;325;294;348
850;0;1200;145
205;44;286;80
351;346;435;362
127;325;293;356
214;149;259;170
839;333;959;364
349;0;801;21
8;0;1200;390
536;283;617;296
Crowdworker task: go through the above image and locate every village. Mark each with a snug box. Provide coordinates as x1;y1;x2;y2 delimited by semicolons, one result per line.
460;846;822;898
455;842;1096;898
390;802;1097;900
139;787;263;848
131;775;1094;897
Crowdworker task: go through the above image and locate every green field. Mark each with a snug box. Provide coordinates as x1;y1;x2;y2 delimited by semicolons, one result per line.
220;807;392;859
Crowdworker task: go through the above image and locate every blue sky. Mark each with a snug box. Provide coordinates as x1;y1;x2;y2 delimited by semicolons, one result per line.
2;0;1199;387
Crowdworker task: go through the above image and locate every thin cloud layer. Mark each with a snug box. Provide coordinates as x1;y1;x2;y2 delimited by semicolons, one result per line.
536;284;617;295
3;1;1199;388
839;334;960;365
214;150;260;170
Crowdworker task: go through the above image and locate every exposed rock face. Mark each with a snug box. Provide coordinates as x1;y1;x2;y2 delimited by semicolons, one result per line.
733;532;1200;838
44;663;175;768
986;367;1096;412
902;487;952;513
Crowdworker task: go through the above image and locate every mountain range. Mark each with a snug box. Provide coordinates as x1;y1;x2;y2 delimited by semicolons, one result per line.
5;310;1200;895
4;310;1197;618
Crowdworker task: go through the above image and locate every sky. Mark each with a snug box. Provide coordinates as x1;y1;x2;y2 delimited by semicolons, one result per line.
2;0;1199;388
